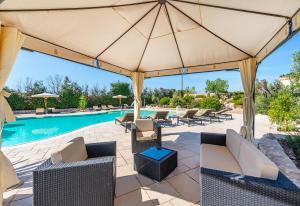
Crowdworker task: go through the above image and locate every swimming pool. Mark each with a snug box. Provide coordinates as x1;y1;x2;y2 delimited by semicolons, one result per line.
2;110;155;147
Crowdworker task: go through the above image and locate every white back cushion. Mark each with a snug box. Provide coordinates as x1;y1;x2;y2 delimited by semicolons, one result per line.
51;137;88;164
238;139;279;180
135;119;154;131
226;129;242;160
201;144;242;174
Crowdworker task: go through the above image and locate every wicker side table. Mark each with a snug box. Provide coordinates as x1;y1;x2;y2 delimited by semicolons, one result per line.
134;147;177;181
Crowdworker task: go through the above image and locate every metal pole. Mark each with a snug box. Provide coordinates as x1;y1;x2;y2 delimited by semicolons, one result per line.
181;74;183;96
181;67;186;96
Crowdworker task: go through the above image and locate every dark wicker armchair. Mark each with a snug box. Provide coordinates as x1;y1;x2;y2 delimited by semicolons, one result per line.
131;119;161;153
200;132;300;206
33;141;116;206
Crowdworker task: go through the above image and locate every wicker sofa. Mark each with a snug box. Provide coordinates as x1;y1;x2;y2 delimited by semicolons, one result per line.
200;130;300;206
131;119;161;153
33;137;116;206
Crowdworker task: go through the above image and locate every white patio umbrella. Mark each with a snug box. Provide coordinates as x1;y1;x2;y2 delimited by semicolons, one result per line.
113;95;127;106
31;92;59;111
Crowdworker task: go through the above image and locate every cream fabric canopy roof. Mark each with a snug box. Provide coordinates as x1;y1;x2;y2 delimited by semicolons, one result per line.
0;0;299;78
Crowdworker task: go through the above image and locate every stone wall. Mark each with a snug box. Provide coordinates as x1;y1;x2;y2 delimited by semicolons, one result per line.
258;134;300;188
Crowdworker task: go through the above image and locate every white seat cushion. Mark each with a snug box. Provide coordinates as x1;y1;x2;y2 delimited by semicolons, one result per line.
226;129;242;160
51;137;88;164
136;131;157;141
200;144;242;174
238;139;279;180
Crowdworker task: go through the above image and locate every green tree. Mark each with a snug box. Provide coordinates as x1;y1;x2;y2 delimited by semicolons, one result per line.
7;91;26;110
60;76;82;108
205;78;229;94
290;51;300;94
159;97;170;106
169;96;185;107
256;95;271;114
78;95;87;110
110;81;131;96
268;92;298;131
24;77;46;95
110;81;132;105
200;96;222;110
183;95;195;107
256;79;271;97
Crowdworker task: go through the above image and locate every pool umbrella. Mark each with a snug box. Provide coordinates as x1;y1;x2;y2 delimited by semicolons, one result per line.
31;92;59;112
113;95;127;106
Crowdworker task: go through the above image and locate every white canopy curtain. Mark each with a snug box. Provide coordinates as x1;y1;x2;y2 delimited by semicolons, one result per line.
132;72;144;120
0;26;25;204
239;58;257;142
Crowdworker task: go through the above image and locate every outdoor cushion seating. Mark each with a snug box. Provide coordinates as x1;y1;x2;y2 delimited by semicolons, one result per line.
115;112;134;132
200;130;300;205
50;137;88;164
33;138;116;206
131;119;161;153
201;143;242;174
35;108;45;115
136;131;157;141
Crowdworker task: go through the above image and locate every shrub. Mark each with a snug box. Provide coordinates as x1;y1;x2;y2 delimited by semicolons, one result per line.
268;92;298;131
169;96;185;107
183;95;195;105
159;97;170;106
255;95;271;114
7;92;26;110
195;94;206;98
78;95;87;110
232;93;244;106
200;96;222;110
287;135;300;160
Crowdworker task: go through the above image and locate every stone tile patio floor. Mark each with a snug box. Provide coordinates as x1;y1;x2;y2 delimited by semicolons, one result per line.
2;114;277;206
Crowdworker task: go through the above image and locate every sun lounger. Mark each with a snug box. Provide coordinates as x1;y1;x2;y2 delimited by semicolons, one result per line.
93;105;101;111
195;109;221;123
108;105;118;110
178;109;201;126
115;112;134;132
36;108;45;115
101;105;109;110
210;108;233;120
148;111;172;125
48;107;59;114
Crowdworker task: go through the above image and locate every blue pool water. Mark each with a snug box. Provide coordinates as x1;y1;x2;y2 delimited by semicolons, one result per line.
2;110;155;147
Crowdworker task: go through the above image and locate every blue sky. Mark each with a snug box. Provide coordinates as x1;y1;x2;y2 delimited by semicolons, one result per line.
6;32;300;93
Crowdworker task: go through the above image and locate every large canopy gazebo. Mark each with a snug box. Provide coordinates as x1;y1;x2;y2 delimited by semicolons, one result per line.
0;0;299;198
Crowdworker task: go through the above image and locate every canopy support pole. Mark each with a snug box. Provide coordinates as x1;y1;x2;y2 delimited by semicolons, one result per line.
131;72;145;120
238;58;257;142
0;25;25;205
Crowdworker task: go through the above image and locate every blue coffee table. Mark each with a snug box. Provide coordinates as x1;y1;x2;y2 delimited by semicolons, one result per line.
134;147;177;181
